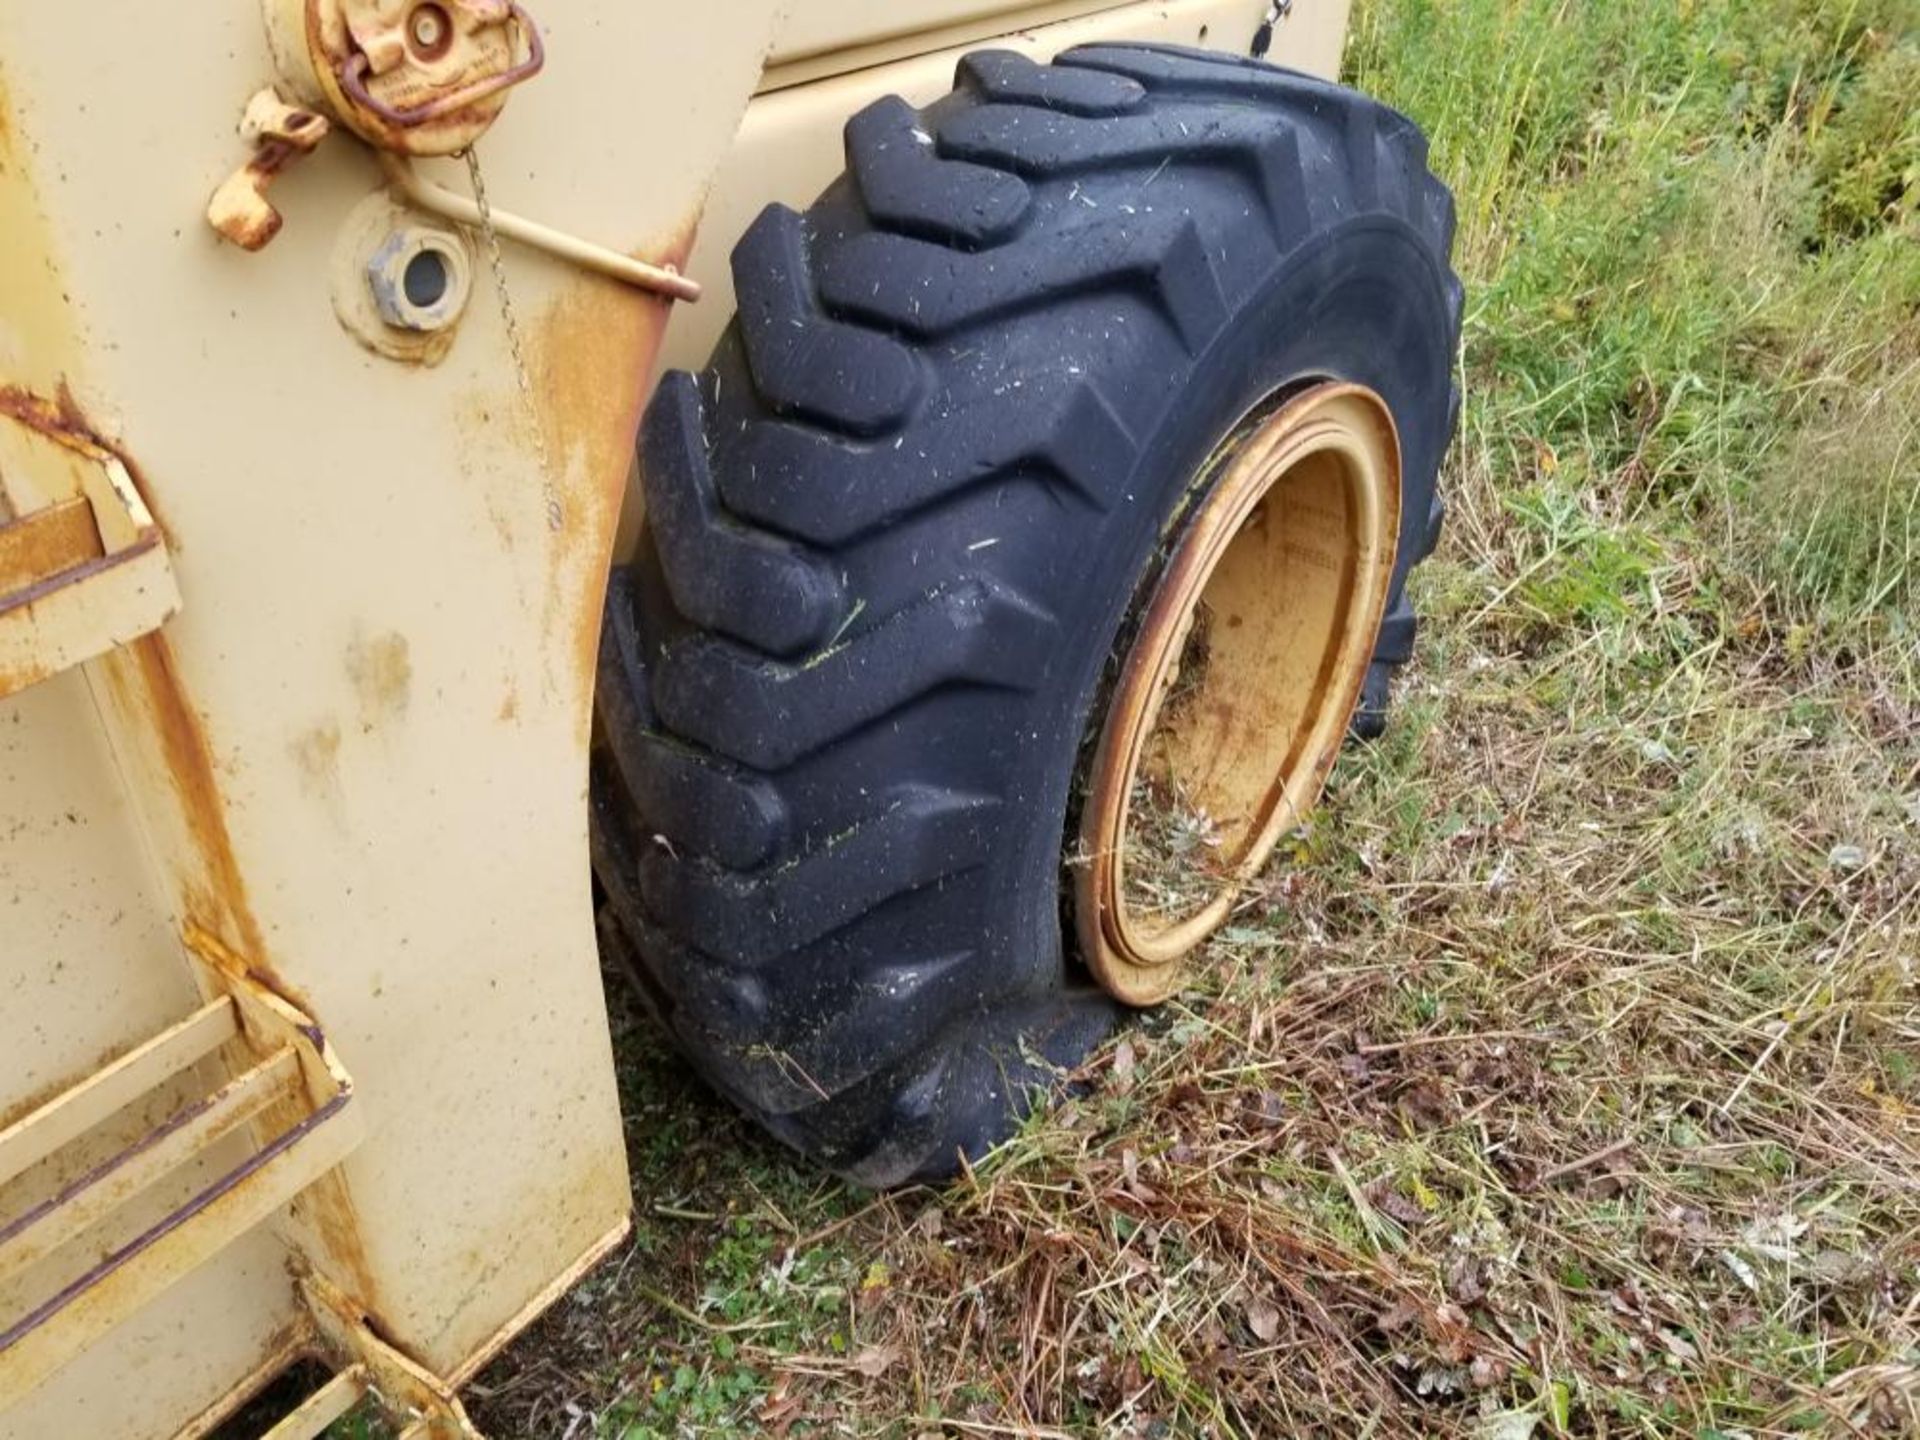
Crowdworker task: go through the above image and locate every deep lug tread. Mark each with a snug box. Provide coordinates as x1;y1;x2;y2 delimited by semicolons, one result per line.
818;211;1228;350
622;898;982;1118
956;48;1147;116
643;373;845;655
653;577;1056;771
589;751;655;944
1059;43;1376;123
638;787;998;965
725;375;1134;545
614;727;789;871
730;948;977;1116
596;570;790;868
733;206;922;435
596;570;657;735
939;104;1321;249
847;95;1032;248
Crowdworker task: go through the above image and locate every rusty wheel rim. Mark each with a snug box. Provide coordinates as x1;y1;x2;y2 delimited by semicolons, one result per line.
1075;382;1401;1006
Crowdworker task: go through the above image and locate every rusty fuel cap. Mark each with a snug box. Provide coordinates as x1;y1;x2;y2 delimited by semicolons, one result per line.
268;0;543;156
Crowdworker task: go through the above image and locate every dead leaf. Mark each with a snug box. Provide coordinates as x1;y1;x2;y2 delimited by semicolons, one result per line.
1164;1080;1204;1109
849;1343;901;1379
1249;1089;1288;1127
1446;1253;1486;1304
1245;1295;1281;1343
1657;1328;1699;1363
1378;1188;1428;1226
1377;1297;1421;1332
758;1376;803;1435
1398;1078;1452;1128
1469;1355;1507;1388
1808;1248;1874;1287
1475;1411;1538;1440
1111;1038;1136;1091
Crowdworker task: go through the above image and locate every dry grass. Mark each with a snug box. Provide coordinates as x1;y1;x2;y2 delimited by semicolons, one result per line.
466;1;1919;1435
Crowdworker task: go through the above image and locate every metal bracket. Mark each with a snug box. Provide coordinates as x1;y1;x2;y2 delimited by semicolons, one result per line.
378;153;702;301
207;88;333;251
294;1272;483;1440
0;387;180;700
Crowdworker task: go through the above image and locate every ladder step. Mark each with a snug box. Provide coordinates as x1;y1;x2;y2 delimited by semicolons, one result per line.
0;1046;298;1284
261;1363;369;1440
0;996;237;1189
0;972;363;1407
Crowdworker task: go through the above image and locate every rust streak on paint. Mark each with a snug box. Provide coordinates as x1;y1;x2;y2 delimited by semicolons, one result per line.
183;927;389;1321
523;213;697;740
0;383;118;465
0;497;103;594
104;634;277;981
60;580;394;1328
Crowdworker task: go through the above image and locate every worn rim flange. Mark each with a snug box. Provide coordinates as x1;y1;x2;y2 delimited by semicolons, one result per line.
1075;382;1402;1006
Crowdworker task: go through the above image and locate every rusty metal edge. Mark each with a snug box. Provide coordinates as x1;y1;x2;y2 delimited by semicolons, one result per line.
170;1328;319;1440
444;1212;632;1389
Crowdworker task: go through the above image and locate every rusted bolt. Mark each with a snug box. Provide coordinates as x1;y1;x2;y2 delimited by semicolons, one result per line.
365;226;471;332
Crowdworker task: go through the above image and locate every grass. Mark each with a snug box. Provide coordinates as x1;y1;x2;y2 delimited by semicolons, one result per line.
463;2;1919;1435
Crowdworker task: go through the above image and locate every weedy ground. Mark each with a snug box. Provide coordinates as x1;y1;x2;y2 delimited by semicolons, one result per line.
464;1;1919;1435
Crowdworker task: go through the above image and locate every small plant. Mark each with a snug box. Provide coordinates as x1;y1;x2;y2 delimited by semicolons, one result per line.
1123;769;1228;925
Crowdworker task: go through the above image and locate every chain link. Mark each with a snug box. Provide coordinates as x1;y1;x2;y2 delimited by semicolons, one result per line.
466;146;564;532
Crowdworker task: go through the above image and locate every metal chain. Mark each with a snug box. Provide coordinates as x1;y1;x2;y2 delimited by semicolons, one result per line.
465;145;564;532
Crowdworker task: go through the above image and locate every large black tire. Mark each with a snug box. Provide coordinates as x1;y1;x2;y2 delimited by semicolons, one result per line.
592;44;1461;1185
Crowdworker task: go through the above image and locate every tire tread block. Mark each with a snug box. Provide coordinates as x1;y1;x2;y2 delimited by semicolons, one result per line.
957;49;1147;116
644;372;845;655
639;786;998;964
848;95;1032;247
653;576;1056;771
725;375;1136;543
818;210;1228;350
734;206;921;435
